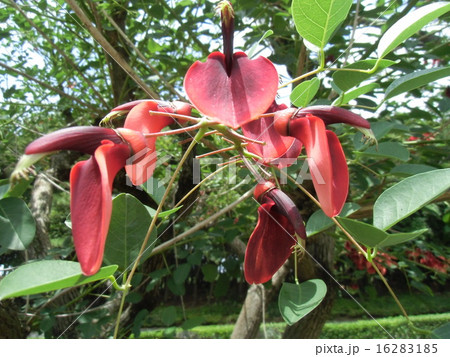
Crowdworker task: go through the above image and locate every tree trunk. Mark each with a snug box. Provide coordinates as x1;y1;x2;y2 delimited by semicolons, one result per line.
282;233;336;339
231;262;290;339
0;301;27;338
26;171;53;260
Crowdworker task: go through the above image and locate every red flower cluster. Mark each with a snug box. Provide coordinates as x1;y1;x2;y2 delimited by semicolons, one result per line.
406;248;449;274
345;242;397;275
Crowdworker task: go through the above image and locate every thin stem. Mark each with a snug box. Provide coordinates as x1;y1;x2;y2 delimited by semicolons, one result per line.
148;110;202;124
113;127;207;338
143;122;204;137
278;68;322;89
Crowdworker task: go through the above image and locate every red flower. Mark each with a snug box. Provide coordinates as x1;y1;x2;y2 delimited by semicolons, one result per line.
183;1;278;129
244;182;306;284
345;242;397;275
241;101;302;168
406;248;449;274
14;126;148;275
274;106;371;217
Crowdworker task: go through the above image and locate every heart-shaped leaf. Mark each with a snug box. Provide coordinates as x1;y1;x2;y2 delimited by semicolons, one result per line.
278;279;327;325
184;52;278;129
0;261;118;300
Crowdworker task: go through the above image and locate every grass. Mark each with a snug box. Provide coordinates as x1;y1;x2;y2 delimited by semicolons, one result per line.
146;291;450;328
137;312;450;339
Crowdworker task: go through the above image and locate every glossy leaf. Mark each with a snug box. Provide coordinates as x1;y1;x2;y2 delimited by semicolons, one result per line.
103;193;155;271
332;59;397;92
290;78;320;107
373;169;450;230
385;67;450;100
278;280;327;325
291;0;352;50
306;203;360;236
359;142;410;162
0;197;36;254
377;2;450;59
0;261;117;300
337;217;427;248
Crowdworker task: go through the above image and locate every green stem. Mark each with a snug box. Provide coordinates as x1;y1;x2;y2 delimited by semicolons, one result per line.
107;276;127;291
113;126;207;338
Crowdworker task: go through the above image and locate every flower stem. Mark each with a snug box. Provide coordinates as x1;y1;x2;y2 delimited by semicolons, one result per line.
113;126;207;338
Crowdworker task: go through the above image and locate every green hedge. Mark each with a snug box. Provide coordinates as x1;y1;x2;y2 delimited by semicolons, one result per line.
138;313;450;339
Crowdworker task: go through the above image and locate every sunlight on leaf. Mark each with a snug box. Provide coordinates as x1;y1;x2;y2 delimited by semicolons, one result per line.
290;78;320;107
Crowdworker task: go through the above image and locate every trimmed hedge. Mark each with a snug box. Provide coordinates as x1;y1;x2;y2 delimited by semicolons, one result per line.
138;313;450;339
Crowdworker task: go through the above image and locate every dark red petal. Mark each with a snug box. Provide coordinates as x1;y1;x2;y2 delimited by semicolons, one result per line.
290;116;347;217
266;188;306;240
184;51;278;129
70;141;130;276
25;127;122;155
296;106;371;129
244;199;297;284
123;101;175;185
242;115;302;168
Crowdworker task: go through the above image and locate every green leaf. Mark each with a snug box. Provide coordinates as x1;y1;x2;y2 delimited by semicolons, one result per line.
332;59;397;92
160;306;178;326
278;280;327;325
291;0;352;50
201;264;218;282
432;322;450;339
290;78;320;107
385;67;450;100
306;203;360;236
181;316;204;330
359;142;410;161
2;179;32;199
377;2;450;59
247;30;273;58
0;197;36;254
0;261;118;300
336;217;427;248
373;169;450;230
103;194;155;271
335;83;379;106
173;263;191;285
146;205;182;220
390;164;438;177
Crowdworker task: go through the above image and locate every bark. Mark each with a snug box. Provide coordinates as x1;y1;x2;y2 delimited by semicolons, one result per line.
282;233;337;339
26;171;53;260
0;301;27;338
231;262;290;339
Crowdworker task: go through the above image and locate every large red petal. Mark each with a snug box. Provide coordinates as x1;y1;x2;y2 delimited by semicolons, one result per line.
123;101;175;185
290;116;347;217
244;199;296;284
70;141;130;275
242;115;302;168
184;52;278;129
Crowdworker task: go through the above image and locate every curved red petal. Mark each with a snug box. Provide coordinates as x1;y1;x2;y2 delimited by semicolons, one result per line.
290;116;347;217
242;115;302;168
184;51;278;129
123;101;175;185
70;141;130;276
244;199;296;284
296;106;371;129
25;127;122;155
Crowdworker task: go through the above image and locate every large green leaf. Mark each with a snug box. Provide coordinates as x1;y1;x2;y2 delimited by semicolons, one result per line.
0;261;118;300
359;142;410;161
385;67;450;100
306;203;360;236
332;59;397;92
0;197;36;254
291;0;352;50
278;280;327;325
103;193;155;271
377;2;450;59
336;217;427;248
390;164;438;177
373;169;450;230
290;78;320;107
